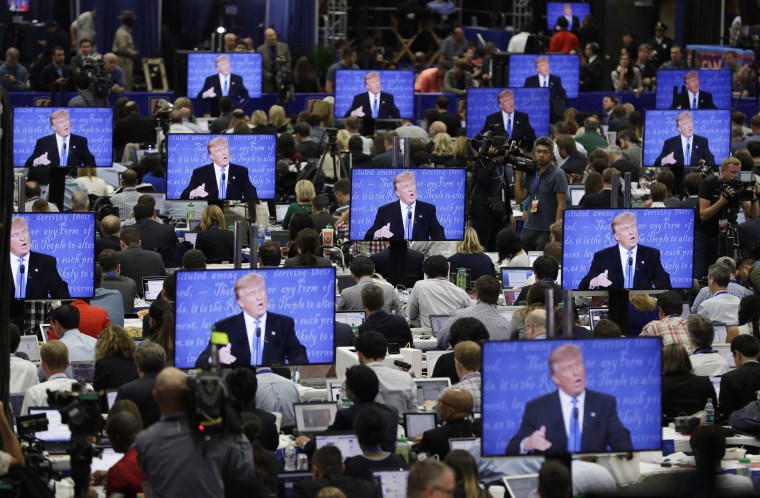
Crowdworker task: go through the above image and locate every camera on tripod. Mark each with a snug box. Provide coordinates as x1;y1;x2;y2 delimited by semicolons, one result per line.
720;177;755;203
47;383;103;437
82;53;110;99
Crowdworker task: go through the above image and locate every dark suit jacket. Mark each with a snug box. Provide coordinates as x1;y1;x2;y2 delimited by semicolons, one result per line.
195;311;308;368
437;112;461;137
334;322;355;349
93;355;139;392
719;362;760;420
95;235;121;260
578;244;672;290
662;373;716;425
739;218;760;257
252;408;279;452
370;247;424;289
357;310;414;348
556;15;580;32
345;91;400;119
580;57;604;91
195;228;234;262
364;200;445;241
180;163;258;201
505;390;633;455
39;63;74;91
669;90;716;110
654;135;715;167
313;211;338;233
10;251;70;300
296;472;378;498
116;247;166;297
296;139;319;161
524;74;567;101
480;110;535;147
114;113;157;157
371;150;400;168
417;419;477;459
196;73;249;101
134;219;178;256
579;189;625;209
24;133;96;168
610;158;640;182
561;151;588;175
116;373;160;427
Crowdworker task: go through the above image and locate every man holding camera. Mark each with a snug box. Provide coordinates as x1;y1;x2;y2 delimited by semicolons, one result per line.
697;156;759;278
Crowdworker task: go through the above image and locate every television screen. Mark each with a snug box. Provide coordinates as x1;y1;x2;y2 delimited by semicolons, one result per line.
349;168;466;242
187;52;262;100
465;87;550;140
562;208;695;290
11;213;95;299
334;70;415;120
482;337;662;457
509;54;580;98
642;109;730;168
546;2;590;31
166;133;276;201
13;107;113;168
174;268;335;368
654;70;732;110
8;0;29;12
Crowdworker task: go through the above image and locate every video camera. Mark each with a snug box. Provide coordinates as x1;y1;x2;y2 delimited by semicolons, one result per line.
720;177;755;203
82;53;110;99
468;125;538;173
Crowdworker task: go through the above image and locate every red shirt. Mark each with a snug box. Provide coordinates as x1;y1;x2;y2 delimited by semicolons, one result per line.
549;31;579;54
47;299;110;340
415;67;445;93
106;446;146;498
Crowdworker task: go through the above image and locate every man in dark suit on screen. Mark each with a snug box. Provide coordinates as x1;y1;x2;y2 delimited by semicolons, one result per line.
524;56;567;123
556;3;580;32
579;211;672;290
364;170;445;241
506;344;632;455
196;54;249;102
24;109;96;168
654;111;716;168
669;71;716;110
180;136;258;201
9;216;70;300
479;89;536;147
345;71;400;120
195;272;308;368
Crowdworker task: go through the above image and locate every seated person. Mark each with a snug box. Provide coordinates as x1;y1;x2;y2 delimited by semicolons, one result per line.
343;407;408;481
407;255;472;328
296;445;378;498
413;388;477;460
357;284;414;348
688;315;729;376
661;344;716;425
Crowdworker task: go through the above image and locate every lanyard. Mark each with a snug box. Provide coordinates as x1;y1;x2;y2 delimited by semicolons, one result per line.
533;170;541;199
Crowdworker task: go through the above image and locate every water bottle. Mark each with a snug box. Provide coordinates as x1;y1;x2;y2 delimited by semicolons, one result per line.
264;228;271;241
456;268;467;290
395;435;411;464
738;457;751;477
186;202;195;221
340;396;353;410
350;324;359;337
258;225;265;247
704;398;715;425
284;441;297;471
291;366;300;384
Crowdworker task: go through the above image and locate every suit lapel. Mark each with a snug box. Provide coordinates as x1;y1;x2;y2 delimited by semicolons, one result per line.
548;392;568;451
233;313;252;365
608;248;625;288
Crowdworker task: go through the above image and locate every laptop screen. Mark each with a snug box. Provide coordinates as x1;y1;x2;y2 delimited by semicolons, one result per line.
71;362;96;384
315;433;363;460
106;390;118;410
275;204;290;224
184;232;198;247
527;251;542;265
28;408;72;443
404;412;436;439
277;472;312;498
17;335;40;363
415;378;451;406
142;277;166;302
504;474;539;498
426;350;448;376
449;437;477;451
501;268;533;289
335;311;365;328
497;309;514;325
270;230;290;248
294;402;337;433
9;393;25;419
188;219;201;231
326;380;343;402
588;308;609;330
569;186;585;206
373;470;409;498
429;315;450;336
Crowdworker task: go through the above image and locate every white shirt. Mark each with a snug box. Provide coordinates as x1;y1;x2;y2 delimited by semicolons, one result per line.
367;361;418;420
690;352;729;376
399;200;416;239
9;252;29;296
218;73;230;94
58;328;97;362
243;311;267;365
618;244;638;285
501;111;514;131
539;75;550;87
21;373;87;415
367;91;381;116
57;134;70;160
697;291;741;326
681;134;693;160
559;389;585;441
406;278;473;327
214;163;230;194
10;354;38;393
687;90;700;109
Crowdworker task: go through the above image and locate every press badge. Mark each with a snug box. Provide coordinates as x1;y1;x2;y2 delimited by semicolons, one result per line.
531;198;539;213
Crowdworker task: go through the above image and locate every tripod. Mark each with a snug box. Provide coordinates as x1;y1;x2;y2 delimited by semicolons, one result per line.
718;221;741;261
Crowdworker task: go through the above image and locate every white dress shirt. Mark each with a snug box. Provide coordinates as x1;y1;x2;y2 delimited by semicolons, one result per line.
559;389;585;441
243;312;267;364
21;373;86;415
215;163;230;193
501;111;514;132
367;361;418;420
618;244;638;285
58;328;97;362
399;200;416;239
10;252;28;295
10;355;39;393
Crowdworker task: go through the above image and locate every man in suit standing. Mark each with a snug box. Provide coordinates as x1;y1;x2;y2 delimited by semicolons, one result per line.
580;43;603;91
579;211;672;290
346;71;400;120
39;46;73;91
655;111;716;168
180;136;258;201
719;335;760;420
579;168;625;209
479;89;536;147
10;216;70;300
364;171;445;241
195;272;308;368
24;109;96;168
524;56;567;123
257;28;291;94
506;344;633;455
197;54;249;101
669;72;716;110
132;204;178;263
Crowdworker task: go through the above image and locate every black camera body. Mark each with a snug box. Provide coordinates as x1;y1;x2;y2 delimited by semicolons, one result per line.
82;53;110;99
721;178;754;203
47;383;103;437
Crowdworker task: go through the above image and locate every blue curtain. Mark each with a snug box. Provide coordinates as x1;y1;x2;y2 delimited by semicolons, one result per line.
265;0;315;56
93;0;159;59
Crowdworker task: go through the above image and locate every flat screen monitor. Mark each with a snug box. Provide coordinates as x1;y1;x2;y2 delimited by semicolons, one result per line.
275;203;290;224
28;408;72;443
142;276;166;302
415;378;451;406
373;470;409;498
429;315;450;336
508;54;580;98
334;70;415;120
654;69;732;110
166;133;276;201
187;52;262;100
562;208;695;290
546;2;590;31
315;433;363;460
10;213;95;299
174;268;336;368
294;402;338;433
17;335;40;363
71;361;95;383
466;87;550;140
587;307;609;330
642;109;730;168
270;230;289;248
482;337;663;456
568;184;585;206
277;471;312;498
502;267;533;289
335;311;365;328
404;412;436;439
13;107;114;168
8;0;30;12
349;168;466;242
426;350;448;375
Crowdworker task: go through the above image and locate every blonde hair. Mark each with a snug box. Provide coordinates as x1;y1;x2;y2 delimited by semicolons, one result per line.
312;100;334;127
315;487;347;498
173;97;195;119
295;179;316;203
268;105;286;128
432;132;454;156
95;325;136;361
201;204;226;231
451;135;468;159
630;293;657;312
336;129;351;150
456;227;485;254
251;110;268;127
77;167;97;178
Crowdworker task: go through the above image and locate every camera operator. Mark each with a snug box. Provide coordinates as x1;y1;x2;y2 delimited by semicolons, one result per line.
67;71;108;107
698;156;760;278
0;401;25;475
467;131;515;251
514;136;569;251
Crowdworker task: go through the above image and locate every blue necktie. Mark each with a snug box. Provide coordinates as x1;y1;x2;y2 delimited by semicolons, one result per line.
406;205;413;240
685;140;691;165
251;319;261;365
223;77;229;96
16;257;25;299
506;116;513;140
61;138;68;166
372;95;379;118
220;171;226;199
568;397;580;452
625;250;634;289
692;96;697;109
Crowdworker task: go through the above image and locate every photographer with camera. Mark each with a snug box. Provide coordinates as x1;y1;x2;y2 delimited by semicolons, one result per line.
0;401;25;475
698;156;759;278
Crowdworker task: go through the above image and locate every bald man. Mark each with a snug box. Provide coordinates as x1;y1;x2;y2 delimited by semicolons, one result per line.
525;309;548;340
136;367;253;497
413;388;476;459
256;28;291;93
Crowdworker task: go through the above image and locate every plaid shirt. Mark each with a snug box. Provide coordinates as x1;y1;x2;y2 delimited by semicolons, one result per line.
110;188;142;220
640;316;693;350
23;301;52;336
450;372;482;412
336;221;385;257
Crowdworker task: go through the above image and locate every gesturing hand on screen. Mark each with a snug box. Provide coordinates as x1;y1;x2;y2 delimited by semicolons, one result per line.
219;344;237;365
590;270;613;288
373;223;394;239
189;183;209;199
202;87;217;99
33;152;51;166
350;106;366;118
522;426;552;452
660;152;676;166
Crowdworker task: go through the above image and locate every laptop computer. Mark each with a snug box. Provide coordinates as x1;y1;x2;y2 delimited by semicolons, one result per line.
425;350;448;376
17;335;41;363
184;232;198;247
335;311;365;328
276;471;312;498
714;344;736;368
9;393;25;419
275;204;291;224
326;379;343;402
404;412;436;439
414;378;451;406
71;361;96;384
497;308;517;326
449;437;478;451
188;219;201;231
568;184;585;206
106;389;119;411
501;267;533;289
373;470;409;498
270;230;290;248
527;251;542;265
587;307;609;331
337;275;356;292
294;402;338;433
429;315;450;337
503;474;539;498
710;376;722;399
142;276;166;302
28;408;72;454
315;433;363;460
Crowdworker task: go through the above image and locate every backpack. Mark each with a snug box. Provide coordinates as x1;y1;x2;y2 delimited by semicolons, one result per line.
728;399;760;435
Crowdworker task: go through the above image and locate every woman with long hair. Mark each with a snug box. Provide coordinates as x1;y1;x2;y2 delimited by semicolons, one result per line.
282;179;316;229
268;104;290;134
445;450;490;498
495;228;530;267
448;227;496;281
94;325;139;391
77;167;114;196
446;136;469;168
612;52;643;93
727;295;760;342
146;299;175;366
628;294;659;336
284;228;332;267
431;132;455;166
661;343;716;425
292;56;320;92
195;205;234;262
